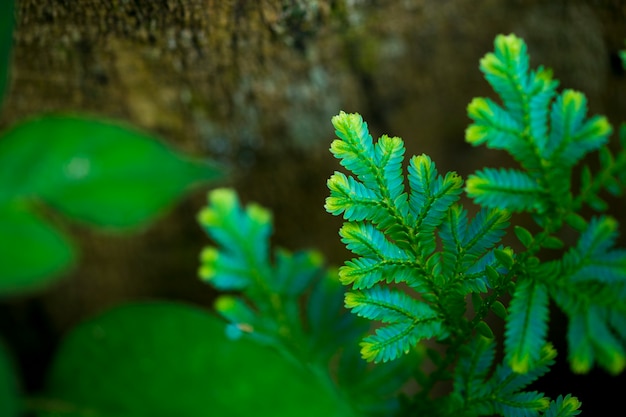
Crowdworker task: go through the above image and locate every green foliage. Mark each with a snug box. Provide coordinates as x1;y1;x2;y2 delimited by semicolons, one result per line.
34;302;347;417
0;115;221;294
324;34;626;416
198;188;417;417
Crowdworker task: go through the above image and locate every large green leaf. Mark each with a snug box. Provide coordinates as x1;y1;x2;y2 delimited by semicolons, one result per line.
0;115;221;228
0;339;19;417
39;301;351;417
0;0;14;105
0;203;75;294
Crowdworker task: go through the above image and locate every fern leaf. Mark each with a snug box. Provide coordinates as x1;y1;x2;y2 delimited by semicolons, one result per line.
273;249;323;295
464;208;511;260
375;134;407;201
545;90;612;166
567;312;594;374
561;216;626;284
339;221;409;260
439;204;467;275
493;391;549;417
307;270;369;361
440;206;509;283
408;154;464;251
360;319;444;363
466;97;534;165
542;395;582;417
199;247;254;290
505;279;550;373
466;168;544;212
326;171;381;221
198;188;271;261
330;112;408;208
493;343;557;394
454;335;496;401
527;66;559;151
479;34;529;120
566;305;626;375
330;111;377;189
339;257;428;290
345;287;439;324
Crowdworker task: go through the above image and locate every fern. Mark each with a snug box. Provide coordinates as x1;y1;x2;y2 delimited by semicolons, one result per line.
196;33;626;417
198;188;416;416
325;34;626;416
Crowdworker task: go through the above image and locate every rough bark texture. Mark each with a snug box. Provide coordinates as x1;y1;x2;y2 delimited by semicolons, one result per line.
1;0;625;408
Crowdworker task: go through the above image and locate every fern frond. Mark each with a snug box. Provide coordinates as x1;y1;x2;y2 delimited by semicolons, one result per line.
345;287;439;324
454;335;496;401
464;208;511;260
493;343;557;394
545;90;612;166
330;111;378;189
307;270;369;362
471;34;559;172
493;391;549;417
339;222;409;260
479;34;530;120
542;395;582;417
440;205;510;281
466;168;544;212
339;257;428;290
330;112;408;208
273;249;323;295
408;154;464;233
505;279;549;373
466;97;534;165
360;319;445;363
567;307;626;374
326;171;381;221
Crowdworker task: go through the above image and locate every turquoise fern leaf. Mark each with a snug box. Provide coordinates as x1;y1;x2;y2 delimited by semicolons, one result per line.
545;90;612;166
505;279;549;373
466;168;544;212
360;320;444;363
542;395;582;417
451;337;560;417
339;221;409;260
408;154;464;238
345;287;439;324
326;171;381;221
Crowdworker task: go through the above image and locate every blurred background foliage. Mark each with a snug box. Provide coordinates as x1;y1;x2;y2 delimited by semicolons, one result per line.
0;0;625;415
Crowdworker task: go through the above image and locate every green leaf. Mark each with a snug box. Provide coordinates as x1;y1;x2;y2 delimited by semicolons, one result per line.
0;115;220;227
0;203;75;294
546;90;612;165
40;302;351;417
467;168;544;212
505;279;549;373
0;340;19;417
0;0;14;105
514;226;534;248
543;395;582;417
198;188;272;290
360;320;443;363
345;287;438;324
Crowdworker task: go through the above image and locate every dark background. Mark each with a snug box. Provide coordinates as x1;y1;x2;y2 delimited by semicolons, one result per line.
1;0;625;414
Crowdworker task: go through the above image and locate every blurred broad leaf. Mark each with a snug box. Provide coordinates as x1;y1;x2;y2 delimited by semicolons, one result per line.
39;301;351;417
0;115;221;228
0;203;75;294
0;0;14;105
0;339;19;417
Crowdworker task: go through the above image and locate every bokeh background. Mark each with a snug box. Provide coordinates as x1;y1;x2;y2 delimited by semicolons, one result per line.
1;0;625;413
